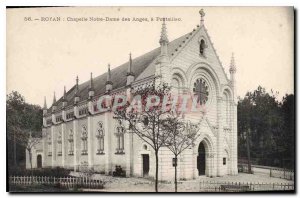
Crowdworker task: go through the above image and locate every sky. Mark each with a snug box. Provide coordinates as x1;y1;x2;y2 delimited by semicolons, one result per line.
6;7;294;106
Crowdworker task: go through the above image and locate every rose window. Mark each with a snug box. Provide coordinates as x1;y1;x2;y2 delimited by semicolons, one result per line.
193;78;209;105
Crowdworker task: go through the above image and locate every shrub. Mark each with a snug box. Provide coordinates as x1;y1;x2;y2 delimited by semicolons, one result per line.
9;166;71;177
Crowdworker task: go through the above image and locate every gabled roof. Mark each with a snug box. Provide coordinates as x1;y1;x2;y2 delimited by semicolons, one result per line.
52;31;192;111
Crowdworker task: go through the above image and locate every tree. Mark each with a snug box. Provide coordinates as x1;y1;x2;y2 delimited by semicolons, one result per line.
6;91;42;169
162;111;199;192
16;130;41;179
237;86;294;169
114;83;173;192
278;94;294;168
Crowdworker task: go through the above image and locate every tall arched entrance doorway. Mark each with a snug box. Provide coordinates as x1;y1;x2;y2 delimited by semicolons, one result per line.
197;142;206;175
37;154;42;168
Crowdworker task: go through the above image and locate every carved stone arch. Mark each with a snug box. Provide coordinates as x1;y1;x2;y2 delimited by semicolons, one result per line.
221;85;233;101
186;62;221;96
171;67;188;88
193;133;217;177
196;134;216;156
198;35;208;46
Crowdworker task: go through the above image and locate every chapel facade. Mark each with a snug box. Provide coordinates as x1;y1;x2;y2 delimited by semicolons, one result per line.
26;10;238;180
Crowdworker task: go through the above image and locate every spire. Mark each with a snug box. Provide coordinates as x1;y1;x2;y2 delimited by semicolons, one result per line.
88;72;95;99
63;86;67;100
53;92;57;104
76;76;79;90
199;9;205;26
43;96;47;109
127;53;134;76
106;64;112;83
89;72;94;91
62;86;68;108
74;76;80;104
43;96;48;116
229;53;236;74
126;53;135;85
159;19;169;45
75;75;79;96
106;64;113;92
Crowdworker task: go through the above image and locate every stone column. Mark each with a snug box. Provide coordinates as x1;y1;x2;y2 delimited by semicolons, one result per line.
73;105;79;171
73;119;78;171
61;123;66;167
216;96;224;176
51;125;55;167
124;129;132;177
87;115;94;167
232;102;238;175
104;112;112;174
42;128;47;167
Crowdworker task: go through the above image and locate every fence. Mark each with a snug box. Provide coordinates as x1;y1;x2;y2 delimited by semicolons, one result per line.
270;168;294;181
199;181;294;192
9;176;105;189
238;164;294;181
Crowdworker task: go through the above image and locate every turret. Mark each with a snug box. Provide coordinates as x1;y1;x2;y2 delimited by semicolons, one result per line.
126;53;135;86
106;64;113;92
52;92;57;112
62;86;68;108
74;76;80;104
159;20;169;59
43;96;47;116
156;20;171;84
88;72;95;99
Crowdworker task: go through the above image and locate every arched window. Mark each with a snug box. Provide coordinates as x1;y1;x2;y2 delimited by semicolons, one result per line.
115;120;125;154
96;122;105;154
57;131;62;156
199;39;206;56
81;125;88;155
68;129;74;155
172;78;180;95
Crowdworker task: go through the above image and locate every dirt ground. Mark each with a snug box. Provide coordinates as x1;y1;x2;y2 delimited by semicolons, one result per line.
70;172;294;192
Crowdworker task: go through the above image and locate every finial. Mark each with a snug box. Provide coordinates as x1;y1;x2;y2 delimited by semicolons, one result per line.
63;86;67;99
107;64;111;82
53;91;57;104
159;19;169;45
229;53;236;74
199;9;205;26
89;72;94;90
43;96;47;109
127;52;134;75
129;53;132;72
75;76;80;97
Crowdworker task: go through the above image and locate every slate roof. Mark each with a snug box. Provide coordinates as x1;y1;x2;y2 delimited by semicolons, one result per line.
51;31;193;111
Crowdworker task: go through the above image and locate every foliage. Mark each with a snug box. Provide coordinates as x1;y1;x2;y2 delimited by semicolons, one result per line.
9;167;72;177
114;83;173;192
162;110;200;192
237;86;294;169
6;91;43;169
